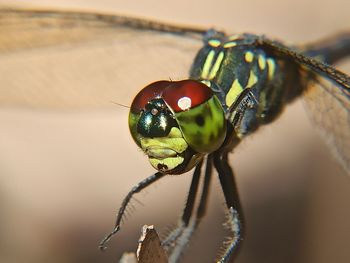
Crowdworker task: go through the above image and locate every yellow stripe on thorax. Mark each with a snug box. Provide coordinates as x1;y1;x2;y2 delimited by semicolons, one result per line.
201;50;215;79
267;58;276;79
201;49;225;80
208;51;224;79
258;55;266;70
225;79;243;107
247;70;258;88
244;51;254;63
223;41;237;48
208;39;221;47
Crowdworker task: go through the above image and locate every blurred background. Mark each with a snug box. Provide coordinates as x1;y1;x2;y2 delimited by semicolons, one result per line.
0;0;349;263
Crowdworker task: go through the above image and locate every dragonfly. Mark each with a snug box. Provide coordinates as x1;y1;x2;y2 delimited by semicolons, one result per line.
0;6;349;263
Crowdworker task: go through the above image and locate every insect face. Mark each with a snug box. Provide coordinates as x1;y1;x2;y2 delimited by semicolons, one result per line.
129;80;226;174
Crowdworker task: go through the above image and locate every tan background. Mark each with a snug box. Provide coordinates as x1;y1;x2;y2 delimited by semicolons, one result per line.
0;0;349;263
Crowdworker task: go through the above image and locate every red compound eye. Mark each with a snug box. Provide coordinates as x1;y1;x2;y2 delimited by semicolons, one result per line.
162;80;213;112
130;81;171;113
130;80;213;113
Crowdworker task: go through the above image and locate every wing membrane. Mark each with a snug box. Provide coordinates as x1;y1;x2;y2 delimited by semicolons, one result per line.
0;7;205;108
254;36;350;175
303;76;350;175
255;36;350;89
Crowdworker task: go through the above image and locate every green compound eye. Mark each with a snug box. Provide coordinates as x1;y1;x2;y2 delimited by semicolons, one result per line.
160;80;226;153
174;95;226;153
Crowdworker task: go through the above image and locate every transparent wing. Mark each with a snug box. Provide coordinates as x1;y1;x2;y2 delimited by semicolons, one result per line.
303;74;350;175
0;7;206;108
254;36;350;176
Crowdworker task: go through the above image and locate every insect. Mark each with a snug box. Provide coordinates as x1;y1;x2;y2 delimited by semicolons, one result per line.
0;5;349;263
99;30;350;262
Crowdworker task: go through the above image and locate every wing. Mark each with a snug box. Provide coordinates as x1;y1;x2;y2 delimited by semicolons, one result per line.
254;36;350;89
0;7;206;108
303;76;350;175
254;36;350;175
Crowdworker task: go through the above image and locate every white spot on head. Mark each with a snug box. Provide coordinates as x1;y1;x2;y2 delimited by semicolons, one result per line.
177;97;192;111
151;108;158;115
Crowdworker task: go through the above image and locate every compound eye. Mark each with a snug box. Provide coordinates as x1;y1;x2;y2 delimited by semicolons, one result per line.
162;80;213;112
130;81;171;113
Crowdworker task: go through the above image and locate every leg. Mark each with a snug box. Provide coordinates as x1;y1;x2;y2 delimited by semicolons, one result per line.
99;172;166;250
226;88;260;138
196;155;213;219
164;156;213;263
213;152;243;263
162;160;203;248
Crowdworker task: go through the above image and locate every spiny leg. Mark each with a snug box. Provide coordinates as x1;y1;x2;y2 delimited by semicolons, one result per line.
167;158;213;262
213;152;243;263
226;88;259;140
196;155;213;219
162;160;203;249
166;156;213;263
99;172;166;250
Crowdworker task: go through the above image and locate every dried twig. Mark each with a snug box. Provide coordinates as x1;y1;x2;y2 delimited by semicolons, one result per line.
119;225;168;263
